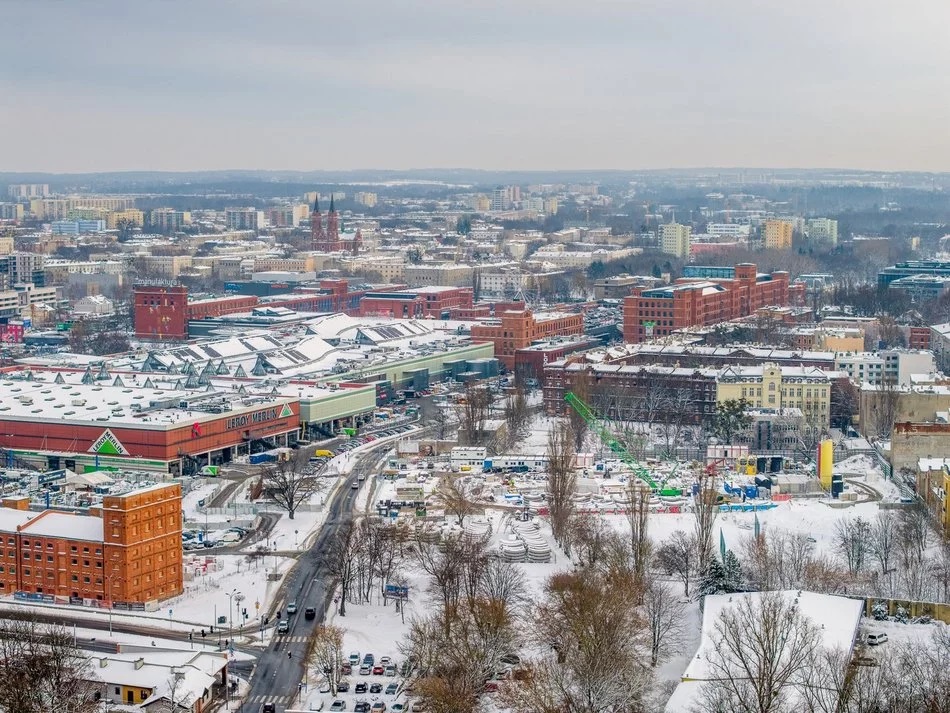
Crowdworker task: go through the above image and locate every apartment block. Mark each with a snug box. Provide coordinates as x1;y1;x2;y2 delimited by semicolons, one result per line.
225;208;265;231
660;222;692;259
763;220;794;250
807;218;839;246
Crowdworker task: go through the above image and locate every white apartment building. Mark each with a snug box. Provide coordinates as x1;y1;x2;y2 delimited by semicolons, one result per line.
835;349;937;387
706;223;751;238
807;218;839;246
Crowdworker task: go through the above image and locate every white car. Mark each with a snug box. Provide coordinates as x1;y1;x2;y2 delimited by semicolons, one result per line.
867;633;888;646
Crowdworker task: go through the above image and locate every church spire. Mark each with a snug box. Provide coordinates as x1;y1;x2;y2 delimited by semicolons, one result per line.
313;194;320;213
329;194;335;212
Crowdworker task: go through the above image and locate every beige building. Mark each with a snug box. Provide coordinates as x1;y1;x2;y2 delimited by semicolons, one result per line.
763;220;794;250
344;255;405;282
813;328;865;352
543;197;559;216
106;209;145;229
149;208;191;233
716;363;832;427
660;223;692;259
354;192;378;208
807;218;839;246
137;254;193;279
0;236;14;255
253;256;316;273
404;263;474;287
0;203;24;221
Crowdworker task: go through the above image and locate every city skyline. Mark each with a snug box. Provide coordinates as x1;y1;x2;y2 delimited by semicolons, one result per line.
3;0;949;173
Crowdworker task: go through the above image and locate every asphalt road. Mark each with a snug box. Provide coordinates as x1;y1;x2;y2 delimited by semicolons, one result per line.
243;442;393;712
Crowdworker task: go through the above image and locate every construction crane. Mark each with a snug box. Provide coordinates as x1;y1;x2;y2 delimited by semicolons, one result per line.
565;391;683;495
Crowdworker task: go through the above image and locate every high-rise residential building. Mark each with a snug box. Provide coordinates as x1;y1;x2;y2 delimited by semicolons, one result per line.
807;218;839;246
0;252;46;290
266;204;309;227
149;208;190;233
51;219;106;235
354;192;378;208
763;220;794;250
660;222;692;259
7;184;49;199
491;187;511;211
225;207;265;231
543;197;559;216
0;203;24;221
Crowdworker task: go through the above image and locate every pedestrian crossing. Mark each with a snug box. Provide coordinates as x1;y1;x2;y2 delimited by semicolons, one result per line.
247;693;290;705
282;635;309;643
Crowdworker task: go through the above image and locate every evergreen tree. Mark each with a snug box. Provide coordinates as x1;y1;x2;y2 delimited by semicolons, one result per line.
698;556;728;598
723;550;743;592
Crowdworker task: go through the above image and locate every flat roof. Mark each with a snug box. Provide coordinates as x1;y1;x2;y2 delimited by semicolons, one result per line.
21;511;104;541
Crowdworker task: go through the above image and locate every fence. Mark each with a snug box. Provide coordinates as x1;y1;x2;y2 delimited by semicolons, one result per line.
863;596;950;625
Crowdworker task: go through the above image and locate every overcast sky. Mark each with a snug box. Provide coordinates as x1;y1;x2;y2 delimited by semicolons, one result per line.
3;0;949;173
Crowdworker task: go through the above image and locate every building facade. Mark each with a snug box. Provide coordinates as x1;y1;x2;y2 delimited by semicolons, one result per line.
622;263;792;343
716;363;832;427
763;220;794;250
471;309;584;369
0;483;182;604
660;222;692;259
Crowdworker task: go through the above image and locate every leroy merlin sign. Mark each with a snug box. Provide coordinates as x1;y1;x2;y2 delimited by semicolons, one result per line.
88;429;129;456
225;403;294;431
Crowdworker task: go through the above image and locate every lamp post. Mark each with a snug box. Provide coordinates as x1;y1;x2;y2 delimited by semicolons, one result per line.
226;589;244;636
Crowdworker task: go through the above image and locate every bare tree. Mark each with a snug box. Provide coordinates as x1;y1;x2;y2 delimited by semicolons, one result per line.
868;511;897;578
455;381;493;447
642;579;686;667
626;483;651;586
566;369;592;451
0;618;98;713
260;451;324;520
654;530;697;597
151;672;197;713
308;624;346;695
833;516;871;575
697;592;823;713
693;469;719;565
503;386;531;443
324;517;360;616
546;419;577;553
656;387;696;459
435;473;479;526
505;570;650;713
862;380;900;439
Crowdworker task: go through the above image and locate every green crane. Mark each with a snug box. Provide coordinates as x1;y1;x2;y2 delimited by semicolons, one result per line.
564;391;682;495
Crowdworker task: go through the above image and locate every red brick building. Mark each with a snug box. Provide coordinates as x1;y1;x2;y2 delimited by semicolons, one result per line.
359;286;474;319
471;309;584;369
622;263;794;343
134;286;256;340
0;483;182;604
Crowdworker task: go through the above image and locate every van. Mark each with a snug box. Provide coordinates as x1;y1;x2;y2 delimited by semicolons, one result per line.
199;465;220;477
314;449;334;458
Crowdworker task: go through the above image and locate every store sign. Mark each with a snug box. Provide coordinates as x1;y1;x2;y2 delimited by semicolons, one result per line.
225;403;294;431
88;429;129;455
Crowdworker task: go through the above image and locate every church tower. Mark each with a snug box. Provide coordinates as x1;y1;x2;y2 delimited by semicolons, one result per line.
326;194;340;250
310;194;325;250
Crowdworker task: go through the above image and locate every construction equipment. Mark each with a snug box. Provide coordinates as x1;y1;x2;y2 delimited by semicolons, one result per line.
564;391;682;495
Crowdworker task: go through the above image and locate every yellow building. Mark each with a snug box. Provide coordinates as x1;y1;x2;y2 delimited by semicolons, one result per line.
106;209;145;229
763;220;794;250
716;362;832;427
660;222;692;259
814;328;865;352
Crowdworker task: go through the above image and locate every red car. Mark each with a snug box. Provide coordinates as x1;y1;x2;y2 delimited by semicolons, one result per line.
342;663;352;675
372;665;384;675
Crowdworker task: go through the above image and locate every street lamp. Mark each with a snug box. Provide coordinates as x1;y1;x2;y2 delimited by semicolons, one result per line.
226;589;244;636
294;529;299;549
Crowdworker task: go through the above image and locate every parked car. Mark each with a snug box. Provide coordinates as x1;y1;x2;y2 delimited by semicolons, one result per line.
385;665;397;677
372;665;384;675
330;701;347;712
385;683;399;695
867;633;888;646
359;664;372;676
379;656;392;666
338;681;350;693
363;654;375;666
354;703;371;713
305;606;316;620
410;702;427;712
355;682;367;694
342;663;352;675
371;703;387;713
349;652;361;665
391;704;407;713
370;683;383;694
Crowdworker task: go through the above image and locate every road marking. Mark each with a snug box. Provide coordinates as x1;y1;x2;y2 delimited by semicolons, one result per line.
248;694;290;703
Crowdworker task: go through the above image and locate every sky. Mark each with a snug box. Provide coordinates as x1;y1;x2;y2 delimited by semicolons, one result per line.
2;0;949;173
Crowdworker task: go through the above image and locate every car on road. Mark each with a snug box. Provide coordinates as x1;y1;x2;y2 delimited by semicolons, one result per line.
867;633;888;646
338;681;350;693
305;606;316;620
277;620;289;634
330;701;347;712
359;664;371;675
369;683;383;694
372;665;384;675
385;683;399;695
287;602;297;615
351;482;359;490
261;704;277;713
355;682;367;694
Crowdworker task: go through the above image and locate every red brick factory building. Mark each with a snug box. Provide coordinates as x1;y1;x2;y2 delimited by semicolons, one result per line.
622;263;805;343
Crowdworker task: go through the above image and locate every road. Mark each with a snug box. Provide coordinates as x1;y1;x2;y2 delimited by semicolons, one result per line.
243;442;393;712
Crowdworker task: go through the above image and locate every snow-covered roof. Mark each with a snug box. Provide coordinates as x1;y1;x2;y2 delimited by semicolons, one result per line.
666;590;863;712
20;511;104;541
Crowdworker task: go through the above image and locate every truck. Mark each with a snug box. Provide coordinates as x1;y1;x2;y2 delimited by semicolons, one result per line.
249;452;277;465
199;465;220;477
313;449;334;458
